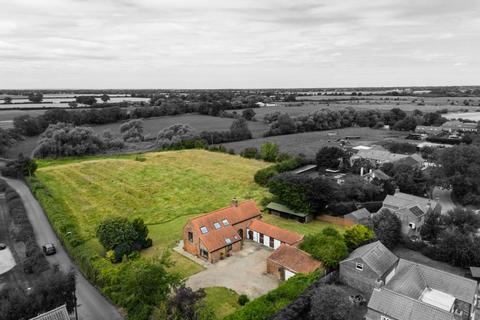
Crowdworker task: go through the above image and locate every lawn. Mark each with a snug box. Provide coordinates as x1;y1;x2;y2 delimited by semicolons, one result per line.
262;214;345;236
33;149;271;277
202;287;242;319
219;127;406;159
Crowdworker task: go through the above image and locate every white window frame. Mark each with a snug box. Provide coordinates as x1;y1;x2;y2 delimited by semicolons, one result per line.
356;262;364;271
381;316;392;320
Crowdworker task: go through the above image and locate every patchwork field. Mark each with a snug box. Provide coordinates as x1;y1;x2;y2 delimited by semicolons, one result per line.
33;150;271;277
219;127;406;159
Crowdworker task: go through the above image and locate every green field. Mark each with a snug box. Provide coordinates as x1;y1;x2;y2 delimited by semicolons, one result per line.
34;149;271;277
262;214;345;235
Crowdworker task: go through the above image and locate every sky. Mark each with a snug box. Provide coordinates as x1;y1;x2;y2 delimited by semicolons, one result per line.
0;0;479;89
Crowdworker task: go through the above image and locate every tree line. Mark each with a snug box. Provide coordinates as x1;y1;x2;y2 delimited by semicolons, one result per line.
264;107;447;136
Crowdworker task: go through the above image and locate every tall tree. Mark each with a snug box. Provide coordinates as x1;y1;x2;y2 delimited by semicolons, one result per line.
372;209;401;249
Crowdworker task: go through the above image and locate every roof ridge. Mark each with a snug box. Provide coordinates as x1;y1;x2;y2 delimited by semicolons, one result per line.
189;199;256;222
400;258;477;284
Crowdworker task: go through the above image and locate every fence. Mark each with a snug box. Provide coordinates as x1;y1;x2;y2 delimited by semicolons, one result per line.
316;214;356;227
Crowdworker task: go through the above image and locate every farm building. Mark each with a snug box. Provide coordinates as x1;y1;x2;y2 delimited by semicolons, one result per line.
266;244;322;281
415;125;442;135
344;208;371;226
377;190;440;238
182;199;261;263
247;219;303;249
266;202;313;223
441;120;478;133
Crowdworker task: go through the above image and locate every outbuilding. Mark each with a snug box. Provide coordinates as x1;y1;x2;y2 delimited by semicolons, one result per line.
266;202;313;223
247;219;303;249
267;244;322;281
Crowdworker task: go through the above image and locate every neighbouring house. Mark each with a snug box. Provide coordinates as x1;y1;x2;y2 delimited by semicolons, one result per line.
266;202;313;223
344;208;371;226
339;241;399;296
415;125;442;135
28;305;70;320
377;190;441;238
340;241;479;320
367;259;478;320
350;149;410;167
362;169;391;184
183;199;261;263
247;219;303;249
441;120;478;133
395;153;425;168
266;244;322;281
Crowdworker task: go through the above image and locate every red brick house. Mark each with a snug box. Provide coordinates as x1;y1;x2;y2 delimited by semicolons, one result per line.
267;244;322;281
183;199;261;263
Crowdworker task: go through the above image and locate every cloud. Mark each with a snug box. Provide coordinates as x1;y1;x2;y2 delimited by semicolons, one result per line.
0;0;479;88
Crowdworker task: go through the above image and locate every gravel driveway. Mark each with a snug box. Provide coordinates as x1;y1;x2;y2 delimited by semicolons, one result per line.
186;241;280;298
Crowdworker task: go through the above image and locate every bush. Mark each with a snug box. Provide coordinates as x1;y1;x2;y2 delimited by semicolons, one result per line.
156;124;200;149
254;166;278;186
120;119;144;142
238;294;250;306
260;142;279;162
241;147;259;159
300;228;348;269
1;155;37;178
343;225;375;251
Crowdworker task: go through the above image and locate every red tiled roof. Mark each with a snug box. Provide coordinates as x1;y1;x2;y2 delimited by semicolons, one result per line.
268;244;321;273
189;200;261;252
248;220;303;245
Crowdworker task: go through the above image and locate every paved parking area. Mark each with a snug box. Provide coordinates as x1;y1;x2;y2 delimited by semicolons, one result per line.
186;241;280;298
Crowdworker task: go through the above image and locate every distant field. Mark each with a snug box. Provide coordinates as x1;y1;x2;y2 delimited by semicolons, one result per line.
218;127;406;159
33;150;271;277
4;114;269;158
92;114;268;139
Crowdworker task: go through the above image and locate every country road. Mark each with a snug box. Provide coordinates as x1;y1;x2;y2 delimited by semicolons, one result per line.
1;175;123;320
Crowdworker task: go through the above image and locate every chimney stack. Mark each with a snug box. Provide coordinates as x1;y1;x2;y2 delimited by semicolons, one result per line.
231;197;239;207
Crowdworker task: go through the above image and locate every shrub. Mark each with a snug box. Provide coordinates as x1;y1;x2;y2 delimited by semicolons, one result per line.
254;166;278;186
120;119;144;142
343;225;375;251
241;147;259;159
300;228;348;269
260;142;279;162
238;294;250;306
156;124;200;149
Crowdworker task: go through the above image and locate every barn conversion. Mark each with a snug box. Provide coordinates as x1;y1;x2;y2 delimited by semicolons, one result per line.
247;219;303;249
267;244;322;281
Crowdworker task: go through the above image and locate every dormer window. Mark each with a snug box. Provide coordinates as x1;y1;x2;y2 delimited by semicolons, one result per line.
213;222;221;230
222;219;229;226
356;262;364;271
225;237;232;244
200;226;208;234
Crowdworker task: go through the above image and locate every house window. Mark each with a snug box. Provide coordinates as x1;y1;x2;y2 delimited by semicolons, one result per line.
188;232;193;243
356;263;364;271
200;248;208;258
225;237;232;245
200;226;208;234
213;222;221;230
227;244;232;251
381;316;391;320
259;233;264;244
408;222;416;229
222;219;229;226
269;237;275;248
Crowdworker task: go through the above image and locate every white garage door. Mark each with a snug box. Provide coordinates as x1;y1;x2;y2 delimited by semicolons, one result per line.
284;269;296;280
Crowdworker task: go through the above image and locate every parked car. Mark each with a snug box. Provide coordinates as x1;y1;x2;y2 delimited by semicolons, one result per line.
0;243;6;250
42;243;56;255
